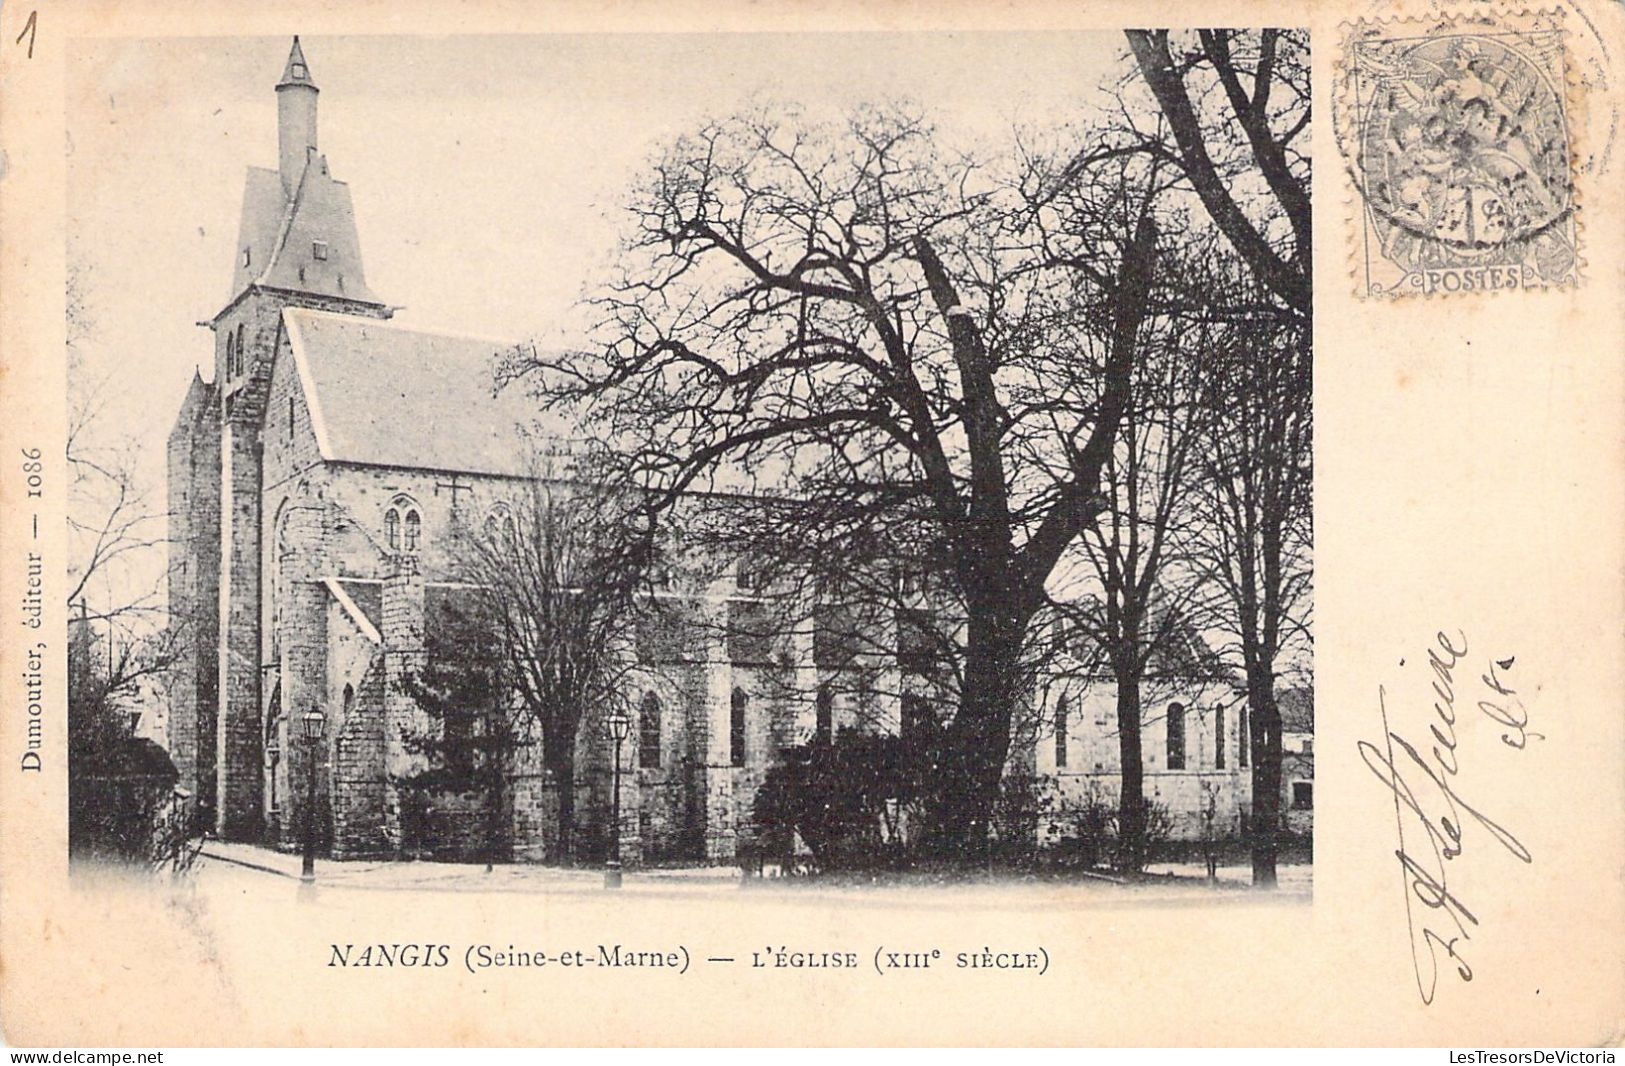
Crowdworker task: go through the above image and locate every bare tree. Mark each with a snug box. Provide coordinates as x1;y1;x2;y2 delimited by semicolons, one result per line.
515;103;1161;853
1123;29;1310;317
1098;28;1312;887
67;261;192;865
67;262;180;697
1059;245;1220;872
455;468;652;861
1185;302;1312;887
66;261;183;741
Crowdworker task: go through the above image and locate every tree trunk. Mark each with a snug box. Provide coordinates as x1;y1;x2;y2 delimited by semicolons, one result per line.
934;610;1024;857
1247;670;1282;887
483;760;508;871
547;741;577;864
1114;670;1147;874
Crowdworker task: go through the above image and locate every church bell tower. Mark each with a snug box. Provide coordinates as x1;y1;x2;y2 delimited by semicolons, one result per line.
276;37;319;198
204;37;393;840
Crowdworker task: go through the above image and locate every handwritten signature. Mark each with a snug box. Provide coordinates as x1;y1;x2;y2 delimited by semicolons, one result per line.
1358;630;1541;1005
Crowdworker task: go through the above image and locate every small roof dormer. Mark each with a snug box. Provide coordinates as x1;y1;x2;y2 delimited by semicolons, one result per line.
276;36;318;93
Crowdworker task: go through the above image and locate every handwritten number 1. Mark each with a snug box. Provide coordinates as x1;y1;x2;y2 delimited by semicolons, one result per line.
16;10;37;59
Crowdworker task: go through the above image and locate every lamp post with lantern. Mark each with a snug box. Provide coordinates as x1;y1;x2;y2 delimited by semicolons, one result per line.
300;708;326;884
604;708;631;889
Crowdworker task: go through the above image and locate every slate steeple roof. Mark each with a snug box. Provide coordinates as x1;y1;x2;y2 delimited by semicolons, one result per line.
277;36;318;92
220;38;382;311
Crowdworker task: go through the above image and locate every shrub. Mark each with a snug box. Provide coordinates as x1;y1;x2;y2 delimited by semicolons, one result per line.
1042;783;1175;874
751;729;924;871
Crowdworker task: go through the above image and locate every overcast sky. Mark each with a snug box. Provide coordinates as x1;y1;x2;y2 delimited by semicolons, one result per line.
67;32;1128;459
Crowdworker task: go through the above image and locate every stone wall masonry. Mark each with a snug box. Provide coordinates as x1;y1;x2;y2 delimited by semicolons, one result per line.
216;420;264;839
165;409;198;797
331;655;389;857
495;595;899;865
697;604;734;859
1037;679;1242;778
1281;749;1313;836
787;618;818;747
262;328;325;491
306;464;529;586
380;554;427;849
1043;768;1252;843
164;387;225;816
266;493;331;848
189;409;222;817
507;770;553;863
212;286;376;841
213;287;390;417
628;662;698;862
190;270;391;841
674;655;716;859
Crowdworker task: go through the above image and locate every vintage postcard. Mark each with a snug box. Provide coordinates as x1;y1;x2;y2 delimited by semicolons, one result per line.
0;0;1620;1048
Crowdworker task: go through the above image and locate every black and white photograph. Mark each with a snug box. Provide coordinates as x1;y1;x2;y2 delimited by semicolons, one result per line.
64;28;1311;897
3;0;1621;1051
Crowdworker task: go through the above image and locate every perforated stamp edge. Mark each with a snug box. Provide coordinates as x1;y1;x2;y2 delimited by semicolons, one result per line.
1333;7;1590;300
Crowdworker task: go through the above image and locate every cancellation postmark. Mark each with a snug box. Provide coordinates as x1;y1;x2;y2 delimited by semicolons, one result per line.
1341;11;1580;297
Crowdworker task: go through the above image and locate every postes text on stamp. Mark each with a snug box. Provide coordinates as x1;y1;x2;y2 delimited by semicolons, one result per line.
1343;13;1577;297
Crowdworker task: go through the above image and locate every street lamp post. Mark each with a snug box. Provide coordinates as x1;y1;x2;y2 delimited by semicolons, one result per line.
300;708;326;884
604;709;631;890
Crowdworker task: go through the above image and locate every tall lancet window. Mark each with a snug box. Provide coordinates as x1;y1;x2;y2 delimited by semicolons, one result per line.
1166;703;1187;770
1054;695;1070;769
385;508;400;552
815;683;833;745
639;693;661;769
730;688;747;767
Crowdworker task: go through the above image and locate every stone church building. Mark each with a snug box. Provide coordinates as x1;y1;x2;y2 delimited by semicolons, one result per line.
166;38;884;862
167;40;1262;865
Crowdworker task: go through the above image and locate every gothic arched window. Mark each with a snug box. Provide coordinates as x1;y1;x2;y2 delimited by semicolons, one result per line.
264;682;283;811
730;688;747;767
639;692;661;769
385;498;423;555
1166;702;1187;770
482;505;517;547
815;683;834;745
1054;695;1070;769
1215;705;1226;769
235;324;246;373
736;557;768;593
225;331;237;378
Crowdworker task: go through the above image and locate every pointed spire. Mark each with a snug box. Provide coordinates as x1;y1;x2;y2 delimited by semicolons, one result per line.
277;36;318;92
276;37;320;195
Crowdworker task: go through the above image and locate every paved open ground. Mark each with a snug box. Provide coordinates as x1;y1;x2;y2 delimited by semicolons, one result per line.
195;839;1310;906
46;845;1311;1043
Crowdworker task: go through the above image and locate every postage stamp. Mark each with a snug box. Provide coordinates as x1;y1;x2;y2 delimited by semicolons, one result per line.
1341;11;1579;297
